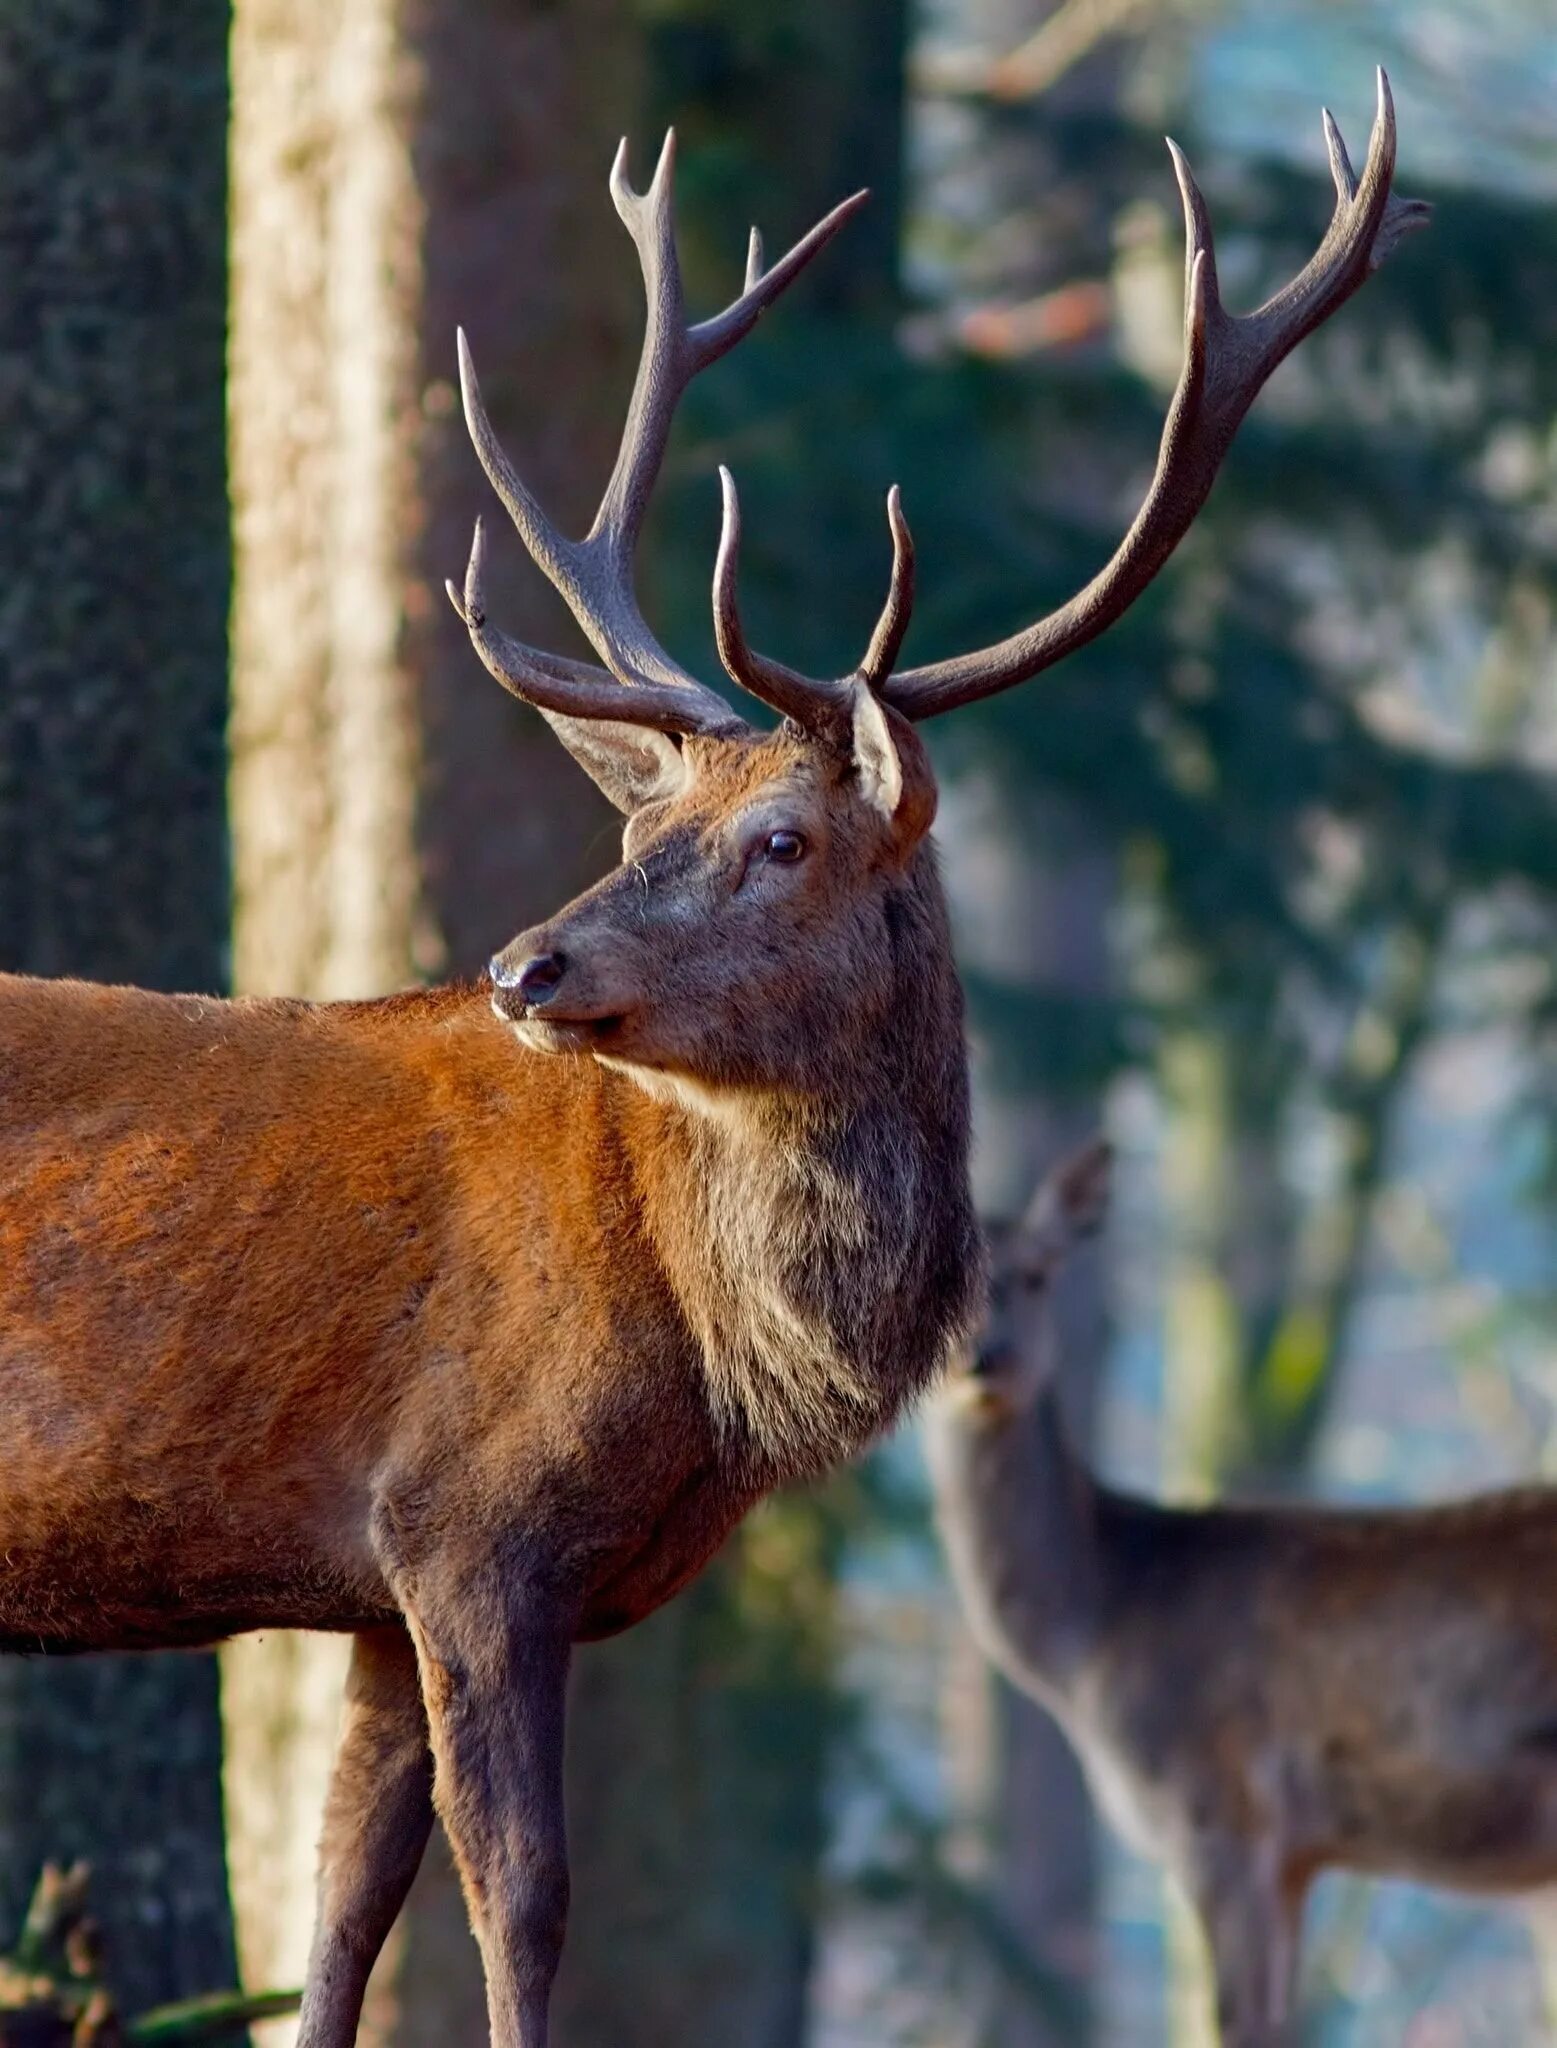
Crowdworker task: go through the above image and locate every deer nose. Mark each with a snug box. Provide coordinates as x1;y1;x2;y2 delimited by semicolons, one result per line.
971;1343;1014;1381
490;950;567;1006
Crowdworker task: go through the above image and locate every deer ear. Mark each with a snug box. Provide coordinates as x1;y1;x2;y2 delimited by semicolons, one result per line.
849;682;903;822
539;711;689;815
1055;1138;1112;1237
1021;1137;1112;1245
848;682;936;842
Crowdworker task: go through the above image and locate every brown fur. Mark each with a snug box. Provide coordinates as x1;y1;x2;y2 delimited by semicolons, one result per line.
926;1142;1557;2047
0;719;978;2044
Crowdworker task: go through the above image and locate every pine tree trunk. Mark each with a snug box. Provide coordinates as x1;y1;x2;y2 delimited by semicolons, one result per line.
0;0;238;2015
224;2;634;2037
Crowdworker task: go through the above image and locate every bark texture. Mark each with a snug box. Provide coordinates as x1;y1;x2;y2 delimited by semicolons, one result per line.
0;0;238;2013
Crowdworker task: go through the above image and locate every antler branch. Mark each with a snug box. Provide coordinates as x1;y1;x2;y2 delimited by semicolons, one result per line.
445;522;718;736
880;69;1429;722
712;472;917;729
451;131;867;736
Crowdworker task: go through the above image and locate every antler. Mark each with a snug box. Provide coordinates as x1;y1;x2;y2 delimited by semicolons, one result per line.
879;69;1430;722
711;473;916;729
448;131;868;738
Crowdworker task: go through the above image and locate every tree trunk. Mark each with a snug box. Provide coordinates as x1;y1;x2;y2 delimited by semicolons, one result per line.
224;2;634;2038
0;0;238;2014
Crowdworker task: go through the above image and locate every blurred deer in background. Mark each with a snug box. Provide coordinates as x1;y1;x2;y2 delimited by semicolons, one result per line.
0;79;1423;2048
928;1139;1557;2047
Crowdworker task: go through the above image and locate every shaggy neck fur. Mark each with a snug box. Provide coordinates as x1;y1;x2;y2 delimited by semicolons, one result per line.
638;847;980;1483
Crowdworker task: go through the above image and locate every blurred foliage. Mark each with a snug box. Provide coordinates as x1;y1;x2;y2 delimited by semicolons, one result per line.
631;0;1557;2027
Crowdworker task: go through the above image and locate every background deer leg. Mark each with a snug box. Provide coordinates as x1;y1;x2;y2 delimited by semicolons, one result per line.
399;1569;573;2048
1189;1832;1297;2048
296;1625;434;2048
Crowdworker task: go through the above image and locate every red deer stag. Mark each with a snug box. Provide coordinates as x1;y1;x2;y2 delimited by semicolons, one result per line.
0;78;1423;2048
928;1141;1557;2047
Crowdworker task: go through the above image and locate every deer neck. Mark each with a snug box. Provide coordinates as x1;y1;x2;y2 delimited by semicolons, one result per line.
927;1379;1103;1709
634;851;980;1484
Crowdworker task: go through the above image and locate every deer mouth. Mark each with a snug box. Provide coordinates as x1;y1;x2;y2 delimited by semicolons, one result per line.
500;1003;627;1055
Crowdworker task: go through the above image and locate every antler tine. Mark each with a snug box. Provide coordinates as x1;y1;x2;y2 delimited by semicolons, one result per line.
452;131;867;734
881;69;1428;723
713;470;919;727
455;330;575;592
1322;79;1432;271
857;487;916;692
596;135;867;553
1237;70;1426;348
447;519;723;737
686;189;868;366
713;469;851;727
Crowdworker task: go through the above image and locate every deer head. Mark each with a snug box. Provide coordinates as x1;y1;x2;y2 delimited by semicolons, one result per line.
969;1137;1113;1414
449;81;1427;1099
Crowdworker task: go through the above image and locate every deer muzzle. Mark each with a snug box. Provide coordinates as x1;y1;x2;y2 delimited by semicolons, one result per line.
487;935;634;1053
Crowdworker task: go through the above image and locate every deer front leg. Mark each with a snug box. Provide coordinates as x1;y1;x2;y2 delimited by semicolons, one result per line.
297;1625;435;2048
395;1559;574;2048
1189;1833;1300;2048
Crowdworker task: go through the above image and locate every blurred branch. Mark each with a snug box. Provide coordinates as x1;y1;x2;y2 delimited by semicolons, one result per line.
0;1865;299;2047
129;1991;301;2043
918;0;1151;103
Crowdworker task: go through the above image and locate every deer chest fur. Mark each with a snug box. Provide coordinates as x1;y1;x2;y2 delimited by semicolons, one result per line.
647;1088;979;1482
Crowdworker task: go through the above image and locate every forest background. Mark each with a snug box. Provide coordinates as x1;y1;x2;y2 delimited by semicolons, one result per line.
1;0;1554;2042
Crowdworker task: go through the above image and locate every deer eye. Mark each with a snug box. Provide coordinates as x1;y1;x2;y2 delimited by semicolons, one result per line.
764;829;806;864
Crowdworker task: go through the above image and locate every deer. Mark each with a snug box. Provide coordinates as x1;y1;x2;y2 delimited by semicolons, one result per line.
0;78;1425;2048
927;1139;1557;2047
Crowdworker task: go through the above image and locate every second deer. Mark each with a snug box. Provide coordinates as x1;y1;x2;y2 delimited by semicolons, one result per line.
927;1140;1557;2047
